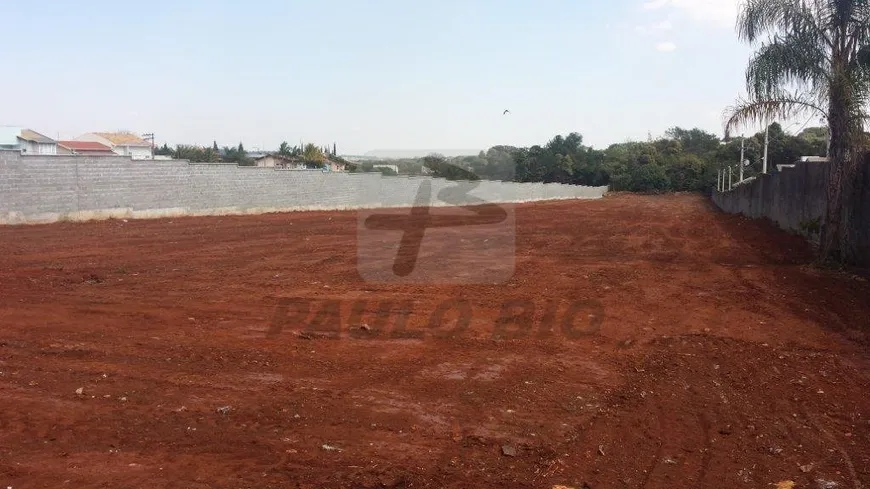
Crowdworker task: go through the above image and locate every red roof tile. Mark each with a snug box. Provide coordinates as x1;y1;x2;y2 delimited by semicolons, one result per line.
58;141;114;152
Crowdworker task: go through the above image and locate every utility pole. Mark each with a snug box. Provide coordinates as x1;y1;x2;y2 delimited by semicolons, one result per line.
762;121;769;174
142;133;155;159
728;165;733;190
739;136;745;182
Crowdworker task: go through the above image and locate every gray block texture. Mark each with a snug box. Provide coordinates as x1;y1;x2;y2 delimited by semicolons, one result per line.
711;159;870;267
0;150;608;224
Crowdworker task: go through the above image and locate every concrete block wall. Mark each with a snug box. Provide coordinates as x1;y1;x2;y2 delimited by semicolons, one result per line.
0;150;608;225
712;160;870;266
713;163;828;232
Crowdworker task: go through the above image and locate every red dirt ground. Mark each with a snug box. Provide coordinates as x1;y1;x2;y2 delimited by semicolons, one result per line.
1;193;869;489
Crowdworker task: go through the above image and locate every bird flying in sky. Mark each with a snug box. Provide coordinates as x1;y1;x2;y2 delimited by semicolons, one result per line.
503;109;511;115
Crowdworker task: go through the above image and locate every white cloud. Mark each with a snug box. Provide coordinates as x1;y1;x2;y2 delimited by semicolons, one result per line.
656;41;677;52
643;0;670;10
636;19;673;34
641;0;738;28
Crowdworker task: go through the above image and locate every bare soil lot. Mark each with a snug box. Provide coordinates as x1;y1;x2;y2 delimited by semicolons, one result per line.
1;193;869;488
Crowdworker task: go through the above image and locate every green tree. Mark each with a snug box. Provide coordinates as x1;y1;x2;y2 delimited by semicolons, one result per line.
632;163;671;192
725;0;870;265
174;145;219;162
353;162;375;173
572;147;609;186
797;126;829;155
665;127;720;158
483;146;519;181
511;133;596;184
204;145;220;162
222;146;239;163
155;143;173;156
278;141;291;156
665;153;707;191
303;143;324;164
423;153;480;181
235;142;254;166
603;141;669;191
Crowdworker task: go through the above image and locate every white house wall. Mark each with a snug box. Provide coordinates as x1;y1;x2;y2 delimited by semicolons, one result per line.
128;147;152;160
37;142;56;155
20;140;37;154
19;140;56;155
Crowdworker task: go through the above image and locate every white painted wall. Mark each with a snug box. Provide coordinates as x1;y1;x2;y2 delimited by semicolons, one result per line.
18;139;57;155
37;142;56;155
18;140;36;154
326;161;347;172
255;156;278;168
128;146;152;160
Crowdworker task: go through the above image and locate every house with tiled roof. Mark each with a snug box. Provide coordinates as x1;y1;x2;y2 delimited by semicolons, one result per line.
57;140;116;156
253;154;307;169
0;127;57;155
323;158;349;172
75;132;153;159
253;154;350;171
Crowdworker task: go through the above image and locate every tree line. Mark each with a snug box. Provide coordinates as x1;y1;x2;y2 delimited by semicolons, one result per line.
356;125;828;192
154;141;342;167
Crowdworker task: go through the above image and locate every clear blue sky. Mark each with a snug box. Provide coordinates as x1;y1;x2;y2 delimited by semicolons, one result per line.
2;0;760;154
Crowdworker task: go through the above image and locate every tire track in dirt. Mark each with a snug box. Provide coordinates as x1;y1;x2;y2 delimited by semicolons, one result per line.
2;194;870;488
807;414;865;489
635;403;665;489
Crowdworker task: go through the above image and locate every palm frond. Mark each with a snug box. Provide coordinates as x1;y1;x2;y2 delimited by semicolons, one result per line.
724;91;829;137
746;32;830;99
738;0;832;48
846;2;870;62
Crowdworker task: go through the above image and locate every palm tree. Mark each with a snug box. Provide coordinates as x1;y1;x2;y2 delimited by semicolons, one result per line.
725;0;870;265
